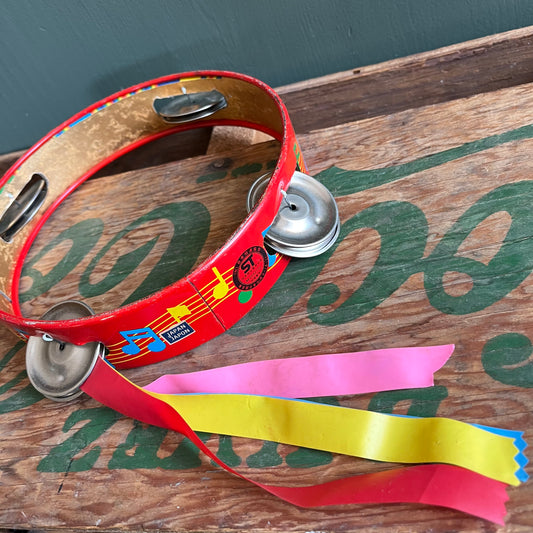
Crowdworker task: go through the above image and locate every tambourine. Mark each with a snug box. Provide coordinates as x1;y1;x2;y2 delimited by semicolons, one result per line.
0;70;339;399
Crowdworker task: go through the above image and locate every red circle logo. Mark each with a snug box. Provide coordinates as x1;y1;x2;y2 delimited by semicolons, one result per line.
233;246;269;291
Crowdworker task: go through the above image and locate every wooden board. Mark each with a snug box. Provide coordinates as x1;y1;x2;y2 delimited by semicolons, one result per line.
0;28;532;532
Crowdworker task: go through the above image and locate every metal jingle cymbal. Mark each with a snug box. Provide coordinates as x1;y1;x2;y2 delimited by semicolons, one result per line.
26;301;104;402
247;171;340;258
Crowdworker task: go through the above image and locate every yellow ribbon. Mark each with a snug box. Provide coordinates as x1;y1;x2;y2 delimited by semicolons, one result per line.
148;391;520;486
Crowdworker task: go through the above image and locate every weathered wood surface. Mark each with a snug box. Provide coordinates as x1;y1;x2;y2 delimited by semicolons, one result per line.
1;29;533;532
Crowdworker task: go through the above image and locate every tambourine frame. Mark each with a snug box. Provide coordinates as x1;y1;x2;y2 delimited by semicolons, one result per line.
0;71;302;368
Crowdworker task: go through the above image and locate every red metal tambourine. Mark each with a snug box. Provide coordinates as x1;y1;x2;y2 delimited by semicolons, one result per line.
0;71;339;400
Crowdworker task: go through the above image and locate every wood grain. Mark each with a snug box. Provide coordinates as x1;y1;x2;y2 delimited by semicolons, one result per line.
0;28;532;533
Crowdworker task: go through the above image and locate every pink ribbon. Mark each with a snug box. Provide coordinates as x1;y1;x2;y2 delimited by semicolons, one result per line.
145;344;455;397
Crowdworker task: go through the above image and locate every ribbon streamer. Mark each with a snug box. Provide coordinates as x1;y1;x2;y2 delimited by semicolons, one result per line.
145;345;454;397
141;343;527;484
82;357;510;524
147;390;523;486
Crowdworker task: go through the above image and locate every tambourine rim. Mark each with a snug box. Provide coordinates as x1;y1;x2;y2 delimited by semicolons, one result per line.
0;70;296;343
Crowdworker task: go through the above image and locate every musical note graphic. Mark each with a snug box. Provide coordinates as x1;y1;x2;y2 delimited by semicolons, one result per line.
211;266;229;300
120;327;166;355
167;304;191;323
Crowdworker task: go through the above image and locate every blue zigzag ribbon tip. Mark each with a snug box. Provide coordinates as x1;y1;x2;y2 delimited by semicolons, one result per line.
514;432;529;482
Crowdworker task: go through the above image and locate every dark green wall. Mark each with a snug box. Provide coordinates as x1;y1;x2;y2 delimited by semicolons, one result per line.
2;0;533;154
